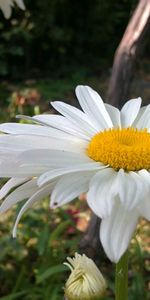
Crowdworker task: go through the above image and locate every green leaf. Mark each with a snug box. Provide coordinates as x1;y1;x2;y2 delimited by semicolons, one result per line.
49;220;71;245
37;224;49;256
0;290;28;300
36;264;67;284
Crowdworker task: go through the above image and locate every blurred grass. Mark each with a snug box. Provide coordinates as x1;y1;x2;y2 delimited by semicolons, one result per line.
0;69;150;299
0;201;81;300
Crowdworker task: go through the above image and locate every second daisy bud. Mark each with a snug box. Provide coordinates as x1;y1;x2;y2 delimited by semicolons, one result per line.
64;253;107;300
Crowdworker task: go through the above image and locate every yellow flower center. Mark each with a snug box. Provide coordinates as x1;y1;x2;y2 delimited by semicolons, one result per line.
87;128;150;171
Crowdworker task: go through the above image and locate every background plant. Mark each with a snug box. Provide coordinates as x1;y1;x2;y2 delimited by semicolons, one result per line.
1;0;149;79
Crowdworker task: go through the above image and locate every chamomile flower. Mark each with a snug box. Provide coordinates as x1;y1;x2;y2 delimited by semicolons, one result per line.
0;85;150;262
64;253;106;300
0;0;25;19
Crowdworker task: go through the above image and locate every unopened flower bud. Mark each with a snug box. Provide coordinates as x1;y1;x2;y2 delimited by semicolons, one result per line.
64;253;107;300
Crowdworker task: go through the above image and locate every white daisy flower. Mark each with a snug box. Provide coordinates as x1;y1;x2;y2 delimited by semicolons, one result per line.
64;253;106;300
0;85;150;262
0;0;25;19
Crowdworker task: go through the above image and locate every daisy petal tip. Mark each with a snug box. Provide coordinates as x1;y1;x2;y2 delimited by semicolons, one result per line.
15;114;24;119
37;177;43;187
75;85;83;96
101;240;122;263
118;168;124;175
50;101;55;108
50;196;59;209
12;228;17;239
134;96;142;108
75;84;84;90
75;85;90;93
50;101;59;109
111;257;119;264
50;203;58;209
112;252;123;264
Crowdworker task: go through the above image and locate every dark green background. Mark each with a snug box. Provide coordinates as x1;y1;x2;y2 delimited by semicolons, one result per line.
1;0;147;79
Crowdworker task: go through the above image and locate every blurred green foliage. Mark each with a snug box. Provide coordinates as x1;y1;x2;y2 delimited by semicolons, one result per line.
0;200;149;299
0;0;142;79
0;202;80;299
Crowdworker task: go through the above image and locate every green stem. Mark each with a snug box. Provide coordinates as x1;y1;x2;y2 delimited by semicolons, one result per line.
115;251;128;300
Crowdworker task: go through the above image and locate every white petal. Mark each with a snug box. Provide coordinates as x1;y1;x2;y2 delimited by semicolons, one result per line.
0;123;76;140
117;169;149;210
16;114;42;123
0;134;87;154
100;201;139;262
0;134;55;150
18;149;92;167
12;181;55;238
137;170;150;220
51;171;94;208
51;101;97;136
76;85;113;130
138;169;150;184
0;149;22;160
87;168;118;218
132;106;147;126
38;162;104;187
105;104;121;128
120;97;142;127
134;105;150;129
33;115;90;140
0;161;49;177
0;177;29;199
138;195;150;221
0;0;12;18
0;179;38;213
14;0;25;10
